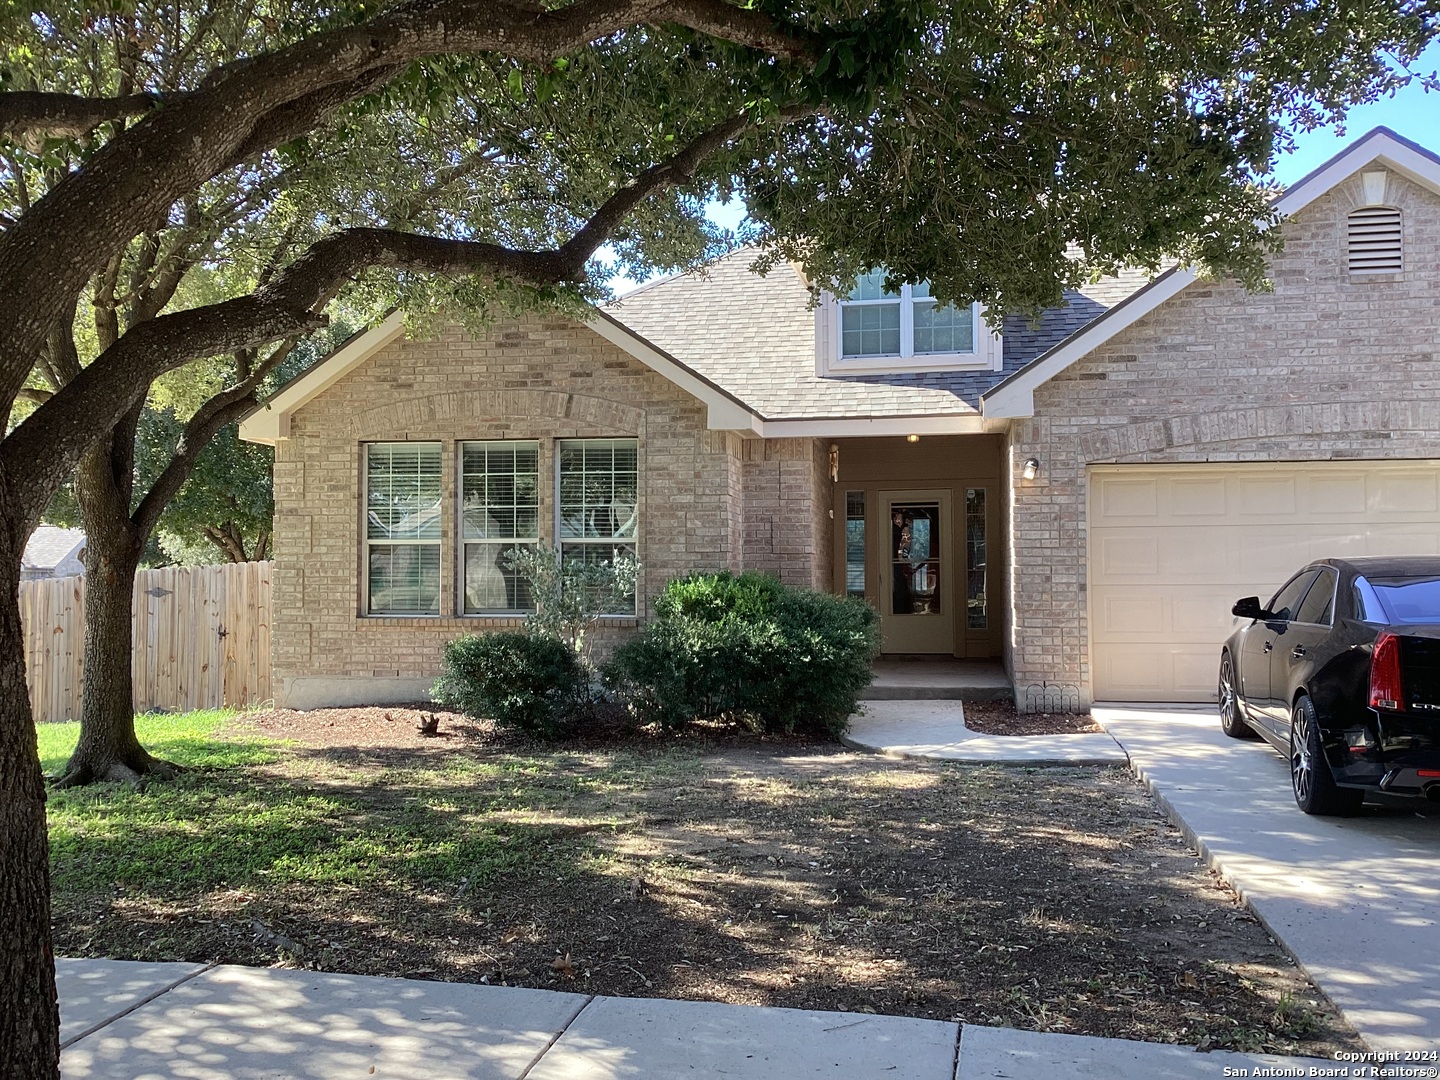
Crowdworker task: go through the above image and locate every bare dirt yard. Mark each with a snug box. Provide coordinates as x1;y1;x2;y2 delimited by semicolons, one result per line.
47;705;1359;1057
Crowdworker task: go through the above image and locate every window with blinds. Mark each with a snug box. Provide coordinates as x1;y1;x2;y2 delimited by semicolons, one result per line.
1348;206;1403;275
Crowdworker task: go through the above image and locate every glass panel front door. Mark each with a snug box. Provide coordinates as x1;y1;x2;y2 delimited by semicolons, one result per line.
890;502;942;615
879;491;955;653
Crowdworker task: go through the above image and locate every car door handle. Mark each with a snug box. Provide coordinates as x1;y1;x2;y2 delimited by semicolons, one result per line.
1263;641;1274;653
1291;645;1307;659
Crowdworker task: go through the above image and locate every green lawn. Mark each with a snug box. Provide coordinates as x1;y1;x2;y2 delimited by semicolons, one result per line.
37;710;276;774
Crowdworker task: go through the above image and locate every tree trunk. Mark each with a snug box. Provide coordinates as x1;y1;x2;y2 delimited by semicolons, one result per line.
54;442;177;788
0;524;61;1079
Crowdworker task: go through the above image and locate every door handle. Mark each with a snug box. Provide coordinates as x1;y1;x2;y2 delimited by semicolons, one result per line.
1291;645;1307;659
1263;640;1274;653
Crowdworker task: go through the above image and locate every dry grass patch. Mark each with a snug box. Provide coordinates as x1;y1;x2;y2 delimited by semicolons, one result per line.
45;707;1358;1057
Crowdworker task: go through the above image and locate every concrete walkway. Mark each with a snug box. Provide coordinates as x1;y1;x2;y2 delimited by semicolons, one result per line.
846;699;1129;764
1096;706;1440;1055
57;958;1339;1079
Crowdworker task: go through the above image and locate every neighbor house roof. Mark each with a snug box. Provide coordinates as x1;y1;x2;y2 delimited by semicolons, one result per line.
603;249;1156;429
23;526;85;573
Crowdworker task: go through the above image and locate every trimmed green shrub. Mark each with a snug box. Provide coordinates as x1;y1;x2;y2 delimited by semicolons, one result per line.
433;632;586;735
603;571;880;737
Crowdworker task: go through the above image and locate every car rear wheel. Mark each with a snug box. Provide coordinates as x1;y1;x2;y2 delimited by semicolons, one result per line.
1218;654;1256;739
1289;696;1363;816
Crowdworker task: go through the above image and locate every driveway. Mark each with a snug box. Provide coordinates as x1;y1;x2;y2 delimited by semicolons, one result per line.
1095;706;1440;1054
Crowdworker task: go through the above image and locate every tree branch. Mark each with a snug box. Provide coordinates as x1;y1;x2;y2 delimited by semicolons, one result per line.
0;91;163;142
132;339;297;538
132;383;262;539
0;0;817;413
0;103;793;524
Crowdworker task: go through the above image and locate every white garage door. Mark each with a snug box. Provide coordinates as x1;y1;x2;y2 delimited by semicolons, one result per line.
1089;462;1440;702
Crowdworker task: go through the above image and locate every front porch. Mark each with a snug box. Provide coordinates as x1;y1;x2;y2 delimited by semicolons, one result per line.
830;433;1008;660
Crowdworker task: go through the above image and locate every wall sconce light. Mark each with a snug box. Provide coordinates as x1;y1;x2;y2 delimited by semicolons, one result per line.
1022;457;1040;481
906;434;920;443
829;443;840;483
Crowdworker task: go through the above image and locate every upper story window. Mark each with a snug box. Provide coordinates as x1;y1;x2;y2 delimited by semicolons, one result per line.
840;272;975;359
819;270;1002;376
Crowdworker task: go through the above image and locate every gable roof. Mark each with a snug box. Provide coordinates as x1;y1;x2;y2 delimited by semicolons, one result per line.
239;308;764;444
23;526;85;572
981;127;1440;418
604;247;1155;431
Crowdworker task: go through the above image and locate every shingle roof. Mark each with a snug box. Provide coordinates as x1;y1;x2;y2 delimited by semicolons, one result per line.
604;249;1155;420
23;526;85;571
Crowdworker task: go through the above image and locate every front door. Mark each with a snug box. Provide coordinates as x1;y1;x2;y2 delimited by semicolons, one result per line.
878;490;955;654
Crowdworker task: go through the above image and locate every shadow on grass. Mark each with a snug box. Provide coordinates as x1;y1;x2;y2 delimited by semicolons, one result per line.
48;735;1357;1055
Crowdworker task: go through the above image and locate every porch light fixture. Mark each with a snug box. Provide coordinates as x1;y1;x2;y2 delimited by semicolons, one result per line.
906;434;920;443
1022;457;1040;480
829;443;840;482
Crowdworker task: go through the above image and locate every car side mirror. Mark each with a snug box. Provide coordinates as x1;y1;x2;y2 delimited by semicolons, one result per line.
1232;596;1265;620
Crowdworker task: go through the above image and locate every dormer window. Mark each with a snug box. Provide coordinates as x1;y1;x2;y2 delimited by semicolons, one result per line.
818;270;1002;376
840;272;974;359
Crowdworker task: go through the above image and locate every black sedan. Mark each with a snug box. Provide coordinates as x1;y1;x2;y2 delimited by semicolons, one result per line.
1219;556;1440;815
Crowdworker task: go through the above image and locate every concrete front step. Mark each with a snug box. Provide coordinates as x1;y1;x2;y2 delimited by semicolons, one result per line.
860;659;1013;701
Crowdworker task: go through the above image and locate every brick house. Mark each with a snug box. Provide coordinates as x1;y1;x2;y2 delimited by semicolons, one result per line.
240;127;1440;711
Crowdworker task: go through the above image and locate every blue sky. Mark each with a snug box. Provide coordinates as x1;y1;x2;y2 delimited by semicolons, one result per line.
612;45;1440;295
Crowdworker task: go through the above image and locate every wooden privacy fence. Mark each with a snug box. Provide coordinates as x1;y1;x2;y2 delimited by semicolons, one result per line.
20;561;273;723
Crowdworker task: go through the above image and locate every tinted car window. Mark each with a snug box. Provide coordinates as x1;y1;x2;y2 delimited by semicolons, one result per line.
1366;576;1440;624
1267;570;1321;622
1294;568;1337;626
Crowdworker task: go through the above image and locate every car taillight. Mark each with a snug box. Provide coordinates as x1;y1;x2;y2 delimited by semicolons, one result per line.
1370;632;1404;711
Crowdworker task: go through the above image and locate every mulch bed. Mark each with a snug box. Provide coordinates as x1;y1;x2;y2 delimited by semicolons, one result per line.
963;698;1105;736
50;705;1357;1057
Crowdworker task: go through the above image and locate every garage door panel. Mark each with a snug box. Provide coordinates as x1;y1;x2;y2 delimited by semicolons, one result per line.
1238;476;1298;516
1092;586;1240;642
1371;471;1439;514
1089;462;1440;703
1167;477;1227;517
1095;534;1160;577
1093;528;1233;582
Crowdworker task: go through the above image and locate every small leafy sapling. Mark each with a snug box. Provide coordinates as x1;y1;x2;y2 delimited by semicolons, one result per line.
503;543;640;660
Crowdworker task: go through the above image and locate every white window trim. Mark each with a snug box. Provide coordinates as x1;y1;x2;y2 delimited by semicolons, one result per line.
816;288;1002;376
363;441;443;618
457;439;541;618
555;438;640;617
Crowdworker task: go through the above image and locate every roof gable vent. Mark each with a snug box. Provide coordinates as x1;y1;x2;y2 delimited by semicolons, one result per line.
1348;205;1403;275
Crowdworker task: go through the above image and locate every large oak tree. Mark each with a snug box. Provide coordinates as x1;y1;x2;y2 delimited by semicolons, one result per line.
2;0;1434;1074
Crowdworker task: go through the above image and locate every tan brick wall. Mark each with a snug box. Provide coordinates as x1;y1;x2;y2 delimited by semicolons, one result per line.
740;437;832;589
272;315;746;702
1009;169;1440;707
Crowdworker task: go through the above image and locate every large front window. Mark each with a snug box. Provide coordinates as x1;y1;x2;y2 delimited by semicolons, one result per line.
461;441;539;614
558;438;638;614
365;442;442;615
840;272;976;360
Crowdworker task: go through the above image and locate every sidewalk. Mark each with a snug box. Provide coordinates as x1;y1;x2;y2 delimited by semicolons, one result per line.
845;699;1129;764
58;958;1338;1079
